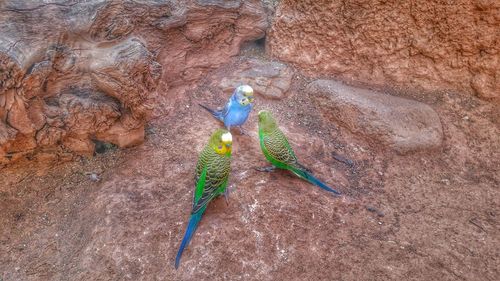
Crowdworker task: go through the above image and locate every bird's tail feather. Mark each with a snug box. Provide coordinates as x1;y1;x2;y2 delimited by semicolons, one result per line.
198;103;223;121
290;165;341;195
175;209;205;269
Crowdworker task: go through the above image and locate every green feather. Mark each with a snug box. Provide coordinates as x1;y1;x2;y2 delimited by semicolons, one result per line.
194;166;207;205
176;129;232;268
259;126;297;169
258;110;341;195
192;129;231;214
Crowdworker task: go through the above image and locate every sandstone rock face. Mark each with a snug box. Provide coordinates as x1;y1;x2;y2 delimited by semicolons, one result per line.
0;0;267;164
268;0;500;103
219;58;293;99
308;80;443;154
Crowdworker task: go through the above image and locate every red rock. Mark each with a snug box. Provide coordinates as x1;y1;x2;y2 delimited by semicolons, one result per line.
62;135;95;157
7;96;33;135
268;0;500;104
309;80;444;154
0;0;267;163
26;99;46;131
34;151;58;163
471;73;499;100
219;58;293;100
35;126;66;147
0;120;18;163
96;122;145;148
5;133;36;153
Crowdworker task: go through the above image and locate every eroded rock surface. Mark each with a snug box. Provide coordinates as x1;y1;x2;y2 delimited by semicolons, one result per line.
268;0;500;103
219;58;293;99
309;80;443;154
0;0;267;164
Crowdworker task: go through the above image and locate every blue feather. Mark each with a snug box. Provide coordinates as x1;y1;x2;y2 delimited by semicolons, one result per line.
175;208;205;269
198;104;224;121
290;166;341;195
199;87;253;129
222;99;252;128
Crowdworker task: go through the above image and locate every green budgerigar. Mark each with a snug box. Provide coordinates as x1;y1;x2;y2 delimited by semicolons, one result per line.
258;110;341;195
175;129;233;269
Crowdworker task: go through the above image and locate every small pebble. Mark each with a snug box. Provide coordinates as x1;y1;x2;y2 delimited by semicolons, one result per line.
89;173;100;182
440;179;450;185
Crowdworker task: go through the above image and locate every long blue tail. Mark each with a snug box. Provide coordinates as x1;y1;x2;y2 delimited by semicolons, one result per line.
175;209;205;269
290;166;341;195
199;104;223;122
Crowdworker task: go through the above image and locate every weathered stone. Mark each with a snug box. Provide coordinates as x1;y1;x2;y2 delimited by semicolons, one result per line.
96;122;145;149
0;0;267;164
7;96;33;135
26;99;46;131
58;91;121;135
219;58;293;99
5;133;36;153
309;80;444;154
268;0;500;104
36;126;66;147
62;135;95;156
0;121;17;146
471;73;499;100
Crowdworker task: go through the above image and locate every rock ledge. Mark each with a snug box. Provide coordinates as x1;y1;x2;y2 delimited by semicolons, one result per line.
309;80;443;154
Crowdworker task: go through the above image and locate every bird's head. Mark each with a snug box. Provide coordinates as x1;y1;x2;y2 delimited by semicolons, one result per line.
234;85;254;106
209;129;232;156
258;110;277;132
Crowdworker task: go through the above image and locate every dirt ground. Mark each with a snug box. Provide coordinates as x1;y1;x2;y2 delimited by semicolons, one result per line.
1;48;499;280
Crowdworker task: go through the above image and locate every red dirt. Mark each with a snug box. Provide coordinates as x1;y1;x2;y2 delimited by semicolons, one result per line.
1;48;499;280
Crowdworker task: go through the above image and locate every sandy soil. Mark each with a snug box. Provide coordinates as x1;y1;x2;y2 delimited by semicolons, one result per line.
0;49;499;280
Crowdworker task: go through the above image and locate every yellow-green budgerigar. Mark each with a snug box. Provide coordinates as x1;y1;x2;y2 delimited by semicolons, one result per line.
258;110;341;195
175;129;233;269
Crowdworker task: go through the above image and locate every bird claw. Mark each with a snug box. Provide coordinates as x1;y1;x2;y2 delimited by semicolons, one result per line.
238;126;249;136
224;188;230;206
255;166;276;172
225;126;249;136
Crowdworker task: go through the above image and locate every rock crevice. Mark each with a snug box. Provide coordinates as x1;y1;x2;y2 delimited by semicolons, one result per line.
0;0;267;164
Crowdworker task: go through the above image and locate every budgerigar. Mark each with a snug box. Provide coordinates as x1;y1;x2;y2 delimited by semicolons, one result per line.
257;110;341;195
199;85;255;134
175;129;233;269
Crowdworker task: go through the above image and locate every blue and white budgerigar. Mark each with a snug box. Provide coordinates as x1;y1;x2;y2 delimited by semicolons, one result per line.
175;129;233;269
199;85;255;134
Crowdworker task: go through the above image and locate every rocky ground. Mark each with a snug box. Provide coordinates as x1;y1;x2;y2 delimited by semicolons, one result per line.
0;44;499;280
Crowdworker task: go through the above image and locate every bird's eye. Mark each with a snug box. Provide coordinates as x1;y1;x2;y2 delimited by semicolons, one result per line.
218;145;223;150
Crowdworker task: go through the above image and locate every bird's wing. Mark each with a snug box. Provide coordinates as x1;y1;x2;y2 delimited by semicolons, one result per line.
221;99;232;119
263;129;298;166
192;156;229;214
